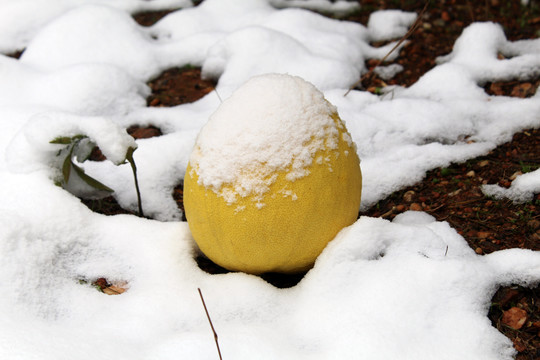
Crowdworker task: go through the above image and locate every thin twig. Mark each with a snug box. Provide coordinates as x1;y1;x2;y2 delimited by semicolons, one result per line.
344;1;430;97
198;288;223;360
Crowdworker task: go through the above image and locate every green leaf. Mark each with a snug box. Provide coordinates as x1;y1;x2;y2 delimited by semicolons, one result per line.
71;162;114;193
62;153;72;183
50;134;87;145
50;136;74;145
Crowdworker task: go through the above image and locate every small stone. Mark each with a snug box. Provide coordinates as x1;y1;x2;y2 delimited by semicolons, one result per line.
527;219;540;230
478;160;489;167
502;307;528;330
526;219;540;231
466;170;475;177
509;171;522;181
396;204;406;212
403;190;415;203
448;189;462;197
477;231;491;239
410;203;422;211
433;18;446;27
441;11;451;22
475;247;483;255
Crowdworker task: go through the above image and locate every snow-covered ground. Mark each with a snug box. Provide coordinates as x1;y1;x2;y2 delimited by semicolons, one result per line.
0;0;539;359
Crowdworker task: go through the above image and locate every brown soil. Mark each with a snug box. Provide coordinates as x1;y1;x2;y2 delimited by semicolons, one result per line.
87;1;539;357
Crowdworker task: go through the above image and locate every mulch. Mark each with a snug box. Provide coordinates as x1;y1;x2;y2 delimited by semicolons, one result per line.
11;0;538;357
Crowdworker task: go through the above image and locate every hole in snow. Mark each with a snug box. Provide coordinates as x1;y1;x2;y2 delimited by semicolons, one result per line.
195;255;307;289
127;124;163;139
81;196;134;216
488;284;540;355
146;66;216;107
79;277;128;295
87;125;163;163
132;9;177;27
172;180;187;221
78;124;162;217
5;49;24;59
483;78;540;98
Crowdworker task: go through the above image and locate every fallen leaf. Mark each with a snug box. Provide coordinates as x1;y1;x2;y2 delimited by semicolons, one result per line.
102;285;127;295
502;307;528;330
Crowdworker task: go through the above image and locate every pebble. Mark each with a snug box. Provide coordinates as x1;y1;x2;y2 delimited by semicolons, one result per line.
476;231;491;239
403;190;415;203
478;160;490;167
509;171;522;181
441;11;451;22
410;203;422;211
527;219;540;230
448;189;462;197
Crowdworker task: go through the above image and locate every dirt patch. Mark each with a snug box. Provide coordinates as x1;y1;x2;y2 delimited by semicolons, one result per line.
147;66;216;107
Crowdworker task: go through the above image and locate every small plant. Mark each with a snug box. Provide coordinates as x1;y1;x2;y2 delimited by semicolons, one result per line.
440;167;453;176
519;160;538;174
50;134;144;217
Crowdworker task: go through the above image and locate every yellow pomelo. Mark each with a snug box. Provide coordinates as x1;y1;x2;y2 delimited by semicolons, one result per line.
184;74;361;275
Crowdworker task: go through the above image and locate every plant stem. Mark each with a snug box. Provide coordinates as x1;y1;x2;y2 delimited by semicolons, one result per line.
126;147;144;217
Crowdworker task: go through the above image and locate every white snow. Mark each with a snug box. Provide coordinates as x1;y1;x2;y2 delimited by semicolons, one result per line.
482;168;540;203
190;73;340;203
0;0;539;359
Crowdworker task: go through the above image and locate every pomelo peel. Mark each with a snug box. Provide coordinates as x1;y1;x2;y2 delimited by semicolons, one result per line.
184;74;362;275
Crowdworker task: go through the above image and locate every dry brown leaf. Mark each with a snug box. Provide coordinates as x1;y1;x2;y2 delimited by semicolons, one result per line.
502;307;528;330
102;285;127;295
